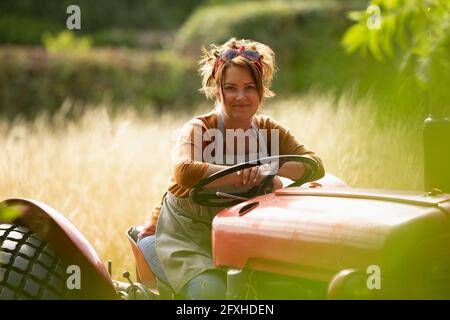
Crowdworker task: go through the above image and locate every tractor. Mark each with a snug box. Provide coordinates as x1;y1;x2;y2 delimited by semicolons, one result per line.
1;115;450;300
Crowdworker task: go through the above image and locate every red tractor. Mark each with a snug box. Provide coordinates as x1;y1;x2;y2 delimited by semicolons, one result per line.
1;148;450;299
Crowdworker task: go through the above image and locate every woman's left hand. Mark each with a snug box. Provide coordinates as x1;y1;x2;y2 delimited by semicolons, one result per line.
237;163;277;186
138;221;156;238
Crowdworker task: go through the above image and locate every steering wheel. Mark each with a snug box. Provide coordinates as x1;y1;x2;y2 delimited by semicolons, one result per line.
190;155;318;207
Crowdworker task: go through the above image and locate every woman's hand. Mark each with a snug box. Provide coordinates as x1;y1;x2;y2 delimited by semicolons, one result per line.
236;163;277;186
138;221;156;238
203;163;280;189
272;175;283;191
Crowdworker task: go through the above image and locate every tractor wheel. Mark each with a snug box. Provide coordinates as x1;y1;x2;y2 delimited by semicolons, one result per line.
0;223;69;300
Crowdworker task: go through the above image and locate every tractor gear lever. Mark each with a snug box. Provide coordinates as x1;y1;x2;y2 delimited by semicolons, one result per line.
123;271;134;287
215;192;249;201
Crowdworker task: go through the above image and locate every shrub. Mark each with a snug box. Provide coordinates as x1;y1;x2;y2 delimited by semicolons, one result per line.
0;14;63;45
0;47;200;119
0;0;205;33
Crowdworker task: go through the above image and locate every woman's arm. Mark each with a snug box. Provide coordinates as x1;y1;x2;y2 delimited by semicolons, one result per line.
277;161;308;180
262;116;325;181
201;163;240;188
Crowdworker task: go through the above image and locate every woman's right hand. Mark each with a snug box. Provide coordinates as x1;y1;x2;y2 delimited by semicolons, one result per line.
138;221;156;238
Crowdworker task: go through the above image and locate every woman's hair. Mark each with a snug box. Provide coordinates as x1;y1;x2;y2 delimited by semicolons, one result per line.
198;38;276;102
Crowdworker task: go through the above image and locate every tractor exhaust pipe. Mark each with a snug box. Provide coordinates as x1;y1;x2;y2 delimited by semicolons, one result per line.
423;114;450;193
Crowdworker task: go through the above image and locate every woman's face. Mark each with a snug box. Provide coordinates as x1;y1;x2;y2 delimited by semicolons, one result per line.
217;65;260;127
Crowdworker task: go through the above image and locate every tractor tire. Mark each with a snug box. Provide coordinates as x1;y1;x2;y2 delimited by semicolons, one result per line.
0;223;69;300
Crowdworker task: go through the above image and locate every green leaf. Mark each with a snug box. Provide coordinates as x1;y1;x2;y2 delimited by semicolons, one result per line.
368;29;384;60
342;23;369;54
381;15;396;58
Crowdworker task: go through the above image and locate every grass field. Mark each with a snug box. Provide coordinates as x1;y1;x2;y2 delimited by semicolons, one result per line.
0;93;423;281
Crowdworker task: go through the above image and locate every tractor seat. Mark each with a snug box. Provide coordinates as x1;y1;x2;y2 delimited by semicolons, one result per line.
126;226;179;299
129;226;142;242
125;226;157;290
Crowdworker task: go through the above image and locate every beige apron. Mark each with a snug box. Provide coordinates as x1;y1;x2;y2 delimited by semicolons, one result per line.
155;112;268;293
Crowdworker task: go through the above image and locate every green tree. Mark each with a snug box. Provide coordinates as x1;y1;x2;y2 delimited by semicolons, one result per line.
342;0;450;114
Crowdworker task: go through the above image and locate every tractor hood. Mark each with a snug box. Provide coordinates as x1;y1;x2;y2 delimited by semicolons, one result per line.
212;187;450;283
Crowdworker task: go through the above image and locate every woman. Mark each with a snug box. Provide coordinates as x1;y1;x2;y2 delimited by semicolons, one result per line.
137;38;325;299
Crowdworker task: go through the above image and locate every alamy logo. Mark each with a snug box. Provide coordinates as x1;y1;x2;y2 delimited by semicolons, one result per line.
366;5;381;30
190;126;280;167
66;265;81;290
366;265;381;290
66;5;81;30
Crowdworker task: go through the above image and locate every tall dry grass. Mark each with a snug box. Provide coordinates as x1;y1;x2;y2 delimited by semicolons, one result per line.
0;94;423;280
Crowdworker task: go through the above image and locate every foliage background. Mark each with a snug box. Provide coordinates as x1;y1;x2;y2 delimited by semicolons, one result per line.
2;0;446;121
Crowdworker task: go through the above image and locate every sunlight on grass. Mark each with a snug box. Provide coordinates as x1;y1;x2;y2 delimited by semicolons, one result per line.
0;94;423;280
265;93;423;191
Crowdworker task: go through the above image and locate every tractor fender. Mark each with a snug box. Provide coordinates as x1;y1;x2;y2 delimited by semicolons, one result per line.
1;197;118;299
